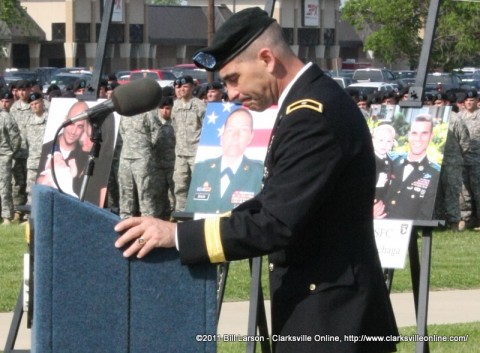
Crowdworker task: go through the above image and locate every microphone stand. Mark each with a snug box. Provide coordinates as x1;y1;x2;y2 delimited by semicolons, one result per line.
79;118;105;202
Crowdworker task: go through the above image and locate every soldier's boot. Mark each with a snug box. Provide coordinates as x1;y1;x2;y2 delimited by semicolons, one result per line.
449;222;459;232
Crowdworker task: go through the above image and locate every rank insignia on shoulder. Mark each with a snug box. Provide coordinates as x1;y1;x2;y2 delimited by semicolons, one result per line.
286;99;323;115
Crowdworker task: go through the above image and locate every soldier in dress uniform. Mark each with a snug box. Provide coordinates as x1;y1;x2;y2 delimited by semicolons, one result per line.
115;8;398;353
385;114;441;220
0;91;21;225
186;108;263;214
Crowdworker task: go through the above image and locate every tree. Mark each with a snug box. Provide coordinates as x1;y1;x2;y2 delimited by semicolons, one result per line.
341;0;480;70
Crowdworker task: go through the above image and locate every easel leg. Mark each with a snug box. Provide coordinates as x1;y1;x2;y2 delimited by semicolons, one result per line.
217;262;230;322
4;282;30;353
384;268;395;293
409;227;432;353
246;257;271;353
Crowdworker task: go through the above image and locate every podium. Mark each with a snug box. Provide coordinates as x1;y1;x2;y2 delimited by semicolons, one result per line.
31;185;217;353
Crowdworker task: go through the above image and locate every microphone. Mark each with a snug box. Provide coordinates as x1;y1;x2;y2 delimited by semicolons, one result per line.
62;78;162;127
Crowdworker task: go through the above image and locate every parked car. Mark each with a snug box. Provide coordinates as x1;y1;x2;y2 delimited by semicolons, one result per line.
332;76;357;89
129;69;176;87
4;68;39;87
424;72;467;95
352;68;397;84
346;82;396;96
44;72;93;93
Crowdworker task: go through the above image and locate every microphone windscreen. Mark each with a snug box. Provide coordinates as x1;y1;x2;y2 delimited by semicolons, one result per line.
111;78;162;116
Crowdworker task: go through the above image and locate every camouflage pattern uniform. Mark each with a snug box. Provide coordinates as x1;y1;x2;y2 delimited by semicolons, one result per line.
106;131;122;214
10;99;31;211
118;111;160;218
24;111;48;204
151;111;176;220
171;97;205;211
0;111;21;221
459;109;480;227
434;112;470;228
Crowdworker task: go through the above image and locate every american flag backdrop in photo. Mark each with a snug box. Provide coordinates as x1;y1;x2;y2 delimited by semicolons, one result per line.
195;102;278;163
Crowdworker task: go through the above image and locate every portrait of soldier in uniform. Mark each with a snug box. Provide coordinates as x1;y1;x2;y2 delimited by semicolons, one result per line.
186;107;266;214
383;114;441;220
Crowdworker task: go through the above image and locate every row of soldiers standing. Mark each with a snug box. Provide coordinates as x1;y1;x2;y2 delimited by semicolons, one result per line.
0;80;49;225
116;75;225;220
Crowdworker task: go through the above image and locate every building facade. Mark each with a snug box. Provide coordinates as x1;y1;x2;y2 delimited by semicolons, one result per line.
11;0;363;72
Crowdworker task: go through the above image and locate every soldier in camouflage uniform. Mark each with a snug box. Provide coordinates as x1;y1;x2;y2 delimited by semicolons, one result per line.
458;90;480;230
9;80;32;220
118;109;160;219
24;92;48;205
433;93;470;231
151;96;176;220
171;75;206;211
0;95;21;225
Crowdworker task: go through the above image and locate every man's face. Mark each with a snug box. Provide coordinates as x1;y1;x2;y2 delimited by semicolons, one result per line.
62;120;86;146
0;98;13;111
408;120;433;159
30;99;44;114
19;87;31;102
219;57;275;112
179;83;194;99
220;110;254;158
206;88;223;102
357;101;367;111
464;97;478;112
159;105;172;119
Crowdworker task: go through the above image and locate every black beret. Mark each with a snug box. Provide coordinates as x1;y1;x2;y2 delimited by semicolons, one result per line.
465;89;478;98
159;96;174;108
107;82;119;91
1;90;13;99
73;79;87;92
162;85;174;97
17;79;32;89
193;7;275;71
434;92;447;101
28;92;43;103
174;75;194;87
207;81;224;90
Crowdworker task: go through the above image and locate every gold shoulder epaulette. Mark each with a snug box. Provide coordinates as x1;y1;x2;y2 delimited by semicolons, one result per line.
286;99;323;115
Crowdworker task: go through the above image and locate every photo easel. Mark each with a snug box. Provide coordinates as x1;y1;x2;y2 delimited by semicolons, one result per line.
3;1;116;352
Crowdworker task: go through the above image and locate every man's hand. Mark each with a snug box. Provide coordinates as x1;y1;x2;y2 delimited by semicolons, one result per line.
114;217;177;258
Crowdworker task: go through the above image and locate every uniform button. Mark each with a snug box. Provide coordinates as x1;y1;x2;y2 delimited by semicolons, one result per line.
309;283;316;291
268;263;274;272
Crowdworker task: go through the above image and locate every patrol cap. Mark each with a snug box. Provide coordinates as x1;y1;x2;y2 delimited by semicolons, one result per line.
17;79;32;89
159;96;174;108
1;90;13;100
192;7;276;71
28;92;43;103
73;79;87;92
465;89;478;99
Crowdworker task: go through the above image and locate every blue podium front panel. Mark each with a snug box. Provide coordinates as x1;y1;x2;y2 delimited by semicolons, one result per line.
32;185;217;353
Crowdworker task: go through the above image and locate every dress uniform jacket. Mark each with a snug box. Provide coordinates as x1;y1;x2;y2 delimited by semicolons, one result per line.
385;154;440;220
178;65;398;352
186;155;264;214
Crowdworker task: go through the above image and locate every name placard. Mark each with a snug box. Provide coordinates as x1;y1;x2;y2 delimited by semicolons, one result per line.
374;219;413;269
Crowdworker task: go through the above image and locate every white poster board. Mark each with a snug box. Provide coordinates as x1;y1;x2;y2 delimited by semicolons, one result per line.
374;219;413;269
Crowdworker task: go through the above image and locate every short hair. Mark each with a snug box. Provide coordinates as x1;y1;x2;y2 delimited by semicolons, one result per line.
411;114;433;132
224;108;254;131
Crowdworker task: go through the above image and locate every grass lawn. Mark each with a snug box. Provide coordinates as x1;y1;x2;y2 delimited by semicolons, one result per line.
217;322;480;353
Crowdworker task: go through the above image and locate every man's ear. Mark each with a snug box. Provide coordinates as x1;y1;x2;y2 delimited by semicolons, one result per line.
258;48;275;73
